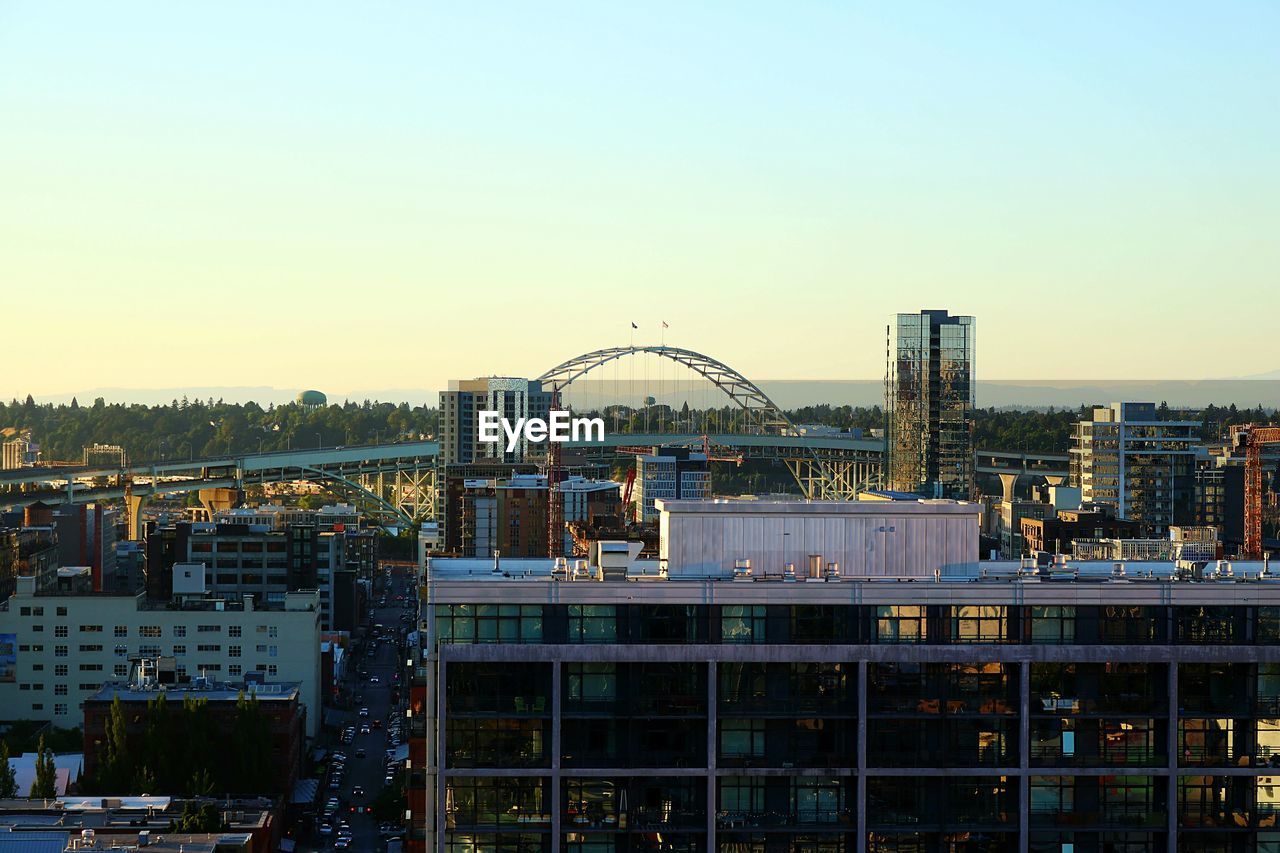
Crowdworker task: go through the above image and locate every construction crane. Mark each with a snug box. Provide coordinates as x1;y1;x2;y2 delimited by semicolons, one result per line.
546;389;565;557
621;467;637;523
1230;424;1280;559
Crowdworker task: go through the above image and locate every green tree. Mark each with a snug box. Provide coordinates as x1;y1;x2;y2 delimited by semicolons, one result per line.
94;695;132;793
0;740;17;798
176;801;224;832
30;735;57;799
229;692;272;794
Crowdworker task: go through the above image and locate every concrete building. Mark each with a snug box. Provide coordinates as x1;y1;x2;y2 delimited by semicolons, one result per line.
634;447;711;523
439;377;552;465
0;578;322;736
409;497;1280;852
1069;402;1199;535
887;309;976;500
1;430;39;470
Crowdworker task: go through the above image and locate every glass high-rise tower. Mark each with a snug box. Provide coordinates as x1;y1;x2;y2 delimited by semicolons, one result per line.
887;309;975;499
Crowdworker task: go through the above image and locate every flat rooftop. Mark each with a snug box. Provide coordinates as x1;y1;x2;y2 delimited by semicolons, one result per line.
426;555;1275;583
655;498;981;515
86;682;300;703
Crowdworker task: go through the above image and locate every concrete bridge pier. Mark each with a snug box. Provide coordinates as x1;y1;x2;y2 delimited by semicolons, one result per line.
198;487;243;519
998;472;1020;503
125;494;148;541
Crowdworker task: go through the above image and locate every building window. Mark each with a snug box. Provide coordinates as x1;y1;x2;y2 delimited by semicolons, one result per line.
1176;606;1241;645
53;704;65;716
1027;606;1075;644
173;626;186;638
229;626;242;638
719;720;765;762
114;626;128;638
197;644;221;653
719;776;765;816
80;625;103;633
950;606;1007;643
173;645;186;656
565;663;617;707
54;626;68;638
876;605;926;643
721;605;766;644
55;607;66;616
54;665;67;677
436;604;543;644
198;625;222;633
139;626;162;638
228;665;242;676
1099;606;1163;643
229;646;241;658
54;646;67;658
268;626;277;638
114;645;128;657
79;645;103;653
268;665;277;676
54;684;67;696
114;665;128;678
567;605;616;644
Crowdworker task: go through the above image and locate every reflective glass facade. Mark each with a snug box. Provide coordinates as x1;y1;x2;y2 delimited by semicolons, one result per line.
887;310;975;500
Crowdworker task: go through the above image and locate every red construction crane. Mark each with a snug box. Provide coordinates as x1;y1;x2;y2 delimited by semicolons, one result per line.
621;467;637;523
1230;424;1280;559
546;389;565;557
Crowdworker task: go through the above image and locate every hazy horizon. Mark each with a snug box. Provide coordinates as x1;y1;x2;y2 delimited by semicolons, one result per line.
11;378;1279;412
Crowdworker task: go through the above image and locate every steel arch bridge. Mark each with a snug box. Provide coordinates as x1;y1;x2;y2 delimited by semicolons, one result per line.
538;345;873;499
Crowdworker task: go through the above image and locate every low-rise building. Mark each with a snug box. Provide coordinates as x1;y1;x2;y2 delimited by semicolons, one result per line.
82;664;305;795
0;579;322;736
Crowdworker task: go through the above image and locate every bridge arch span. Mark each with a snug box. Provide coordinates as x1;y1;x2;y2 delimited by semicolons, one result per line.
538;345;794;435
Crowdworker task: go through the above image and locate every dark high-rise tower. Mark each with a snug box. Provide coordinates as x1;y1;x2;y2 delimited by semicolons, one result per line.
887;309;975;499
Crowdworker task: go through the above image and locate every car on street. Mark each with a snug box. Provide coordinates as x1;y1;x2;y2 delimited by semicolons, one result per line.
352;785;366;798
358;707;369;717
355;748;366;758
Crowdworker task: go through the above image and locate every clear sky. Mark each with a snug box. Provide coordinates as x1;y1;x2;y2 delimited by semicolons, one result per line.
2;2;1277;400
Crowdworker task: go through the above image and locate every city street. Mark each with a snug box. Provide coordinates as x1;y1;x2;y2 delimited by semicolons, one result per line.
322;571;413;852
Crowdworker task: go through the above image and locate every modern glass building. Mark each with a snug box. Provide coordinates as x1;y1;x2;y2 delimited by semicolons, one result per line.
1069;403;1199;535
407;502;1280;853
887;310;975;500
